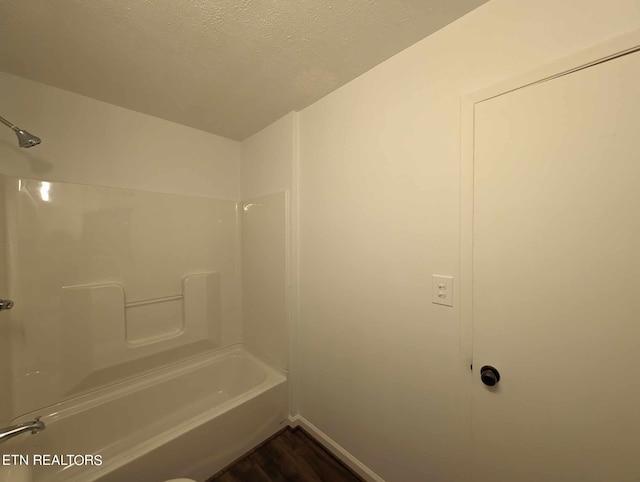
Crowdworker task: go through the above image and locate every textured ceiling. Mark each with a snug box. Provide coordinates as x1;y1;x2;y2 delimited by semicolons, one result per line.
0;0;487;140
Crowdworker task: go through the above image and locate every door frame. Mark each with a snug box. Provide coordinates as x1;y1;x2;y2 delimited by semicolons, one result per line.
459;27;640;374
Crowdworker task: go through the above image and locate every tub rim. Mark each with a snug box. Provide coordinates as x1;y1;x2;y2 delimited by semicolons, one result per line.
14;344;286;425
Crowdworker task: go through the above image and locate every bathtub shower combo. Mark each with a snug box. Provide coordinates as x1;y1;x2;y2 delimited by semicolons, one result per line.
0;171;289;481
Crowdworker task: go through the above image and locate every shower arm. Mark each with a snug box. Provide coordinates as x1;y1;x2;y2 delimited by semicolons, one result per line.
0;115;19;132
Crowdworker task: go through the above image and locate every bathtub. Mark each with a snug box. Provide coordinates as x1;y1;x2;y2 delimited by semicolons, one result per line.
1;346;288;482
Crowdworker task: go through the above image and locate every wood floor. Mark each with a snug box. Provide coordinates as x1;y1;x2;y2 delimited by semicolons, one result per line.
207;428;363;482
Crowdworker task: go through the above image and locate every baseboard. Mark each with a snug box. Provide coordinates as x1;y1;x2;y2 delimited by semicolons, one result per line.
288;414;386;482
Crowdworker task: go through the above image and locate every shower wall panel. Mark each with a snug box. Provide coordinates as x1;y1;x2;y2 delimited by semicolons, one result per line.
2;175;241;419
0;180;13;423
241;191;288;370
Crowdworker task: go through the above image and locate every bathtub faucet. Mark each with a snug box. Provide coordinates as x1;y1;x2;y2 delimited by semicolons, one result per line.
0;417;45;444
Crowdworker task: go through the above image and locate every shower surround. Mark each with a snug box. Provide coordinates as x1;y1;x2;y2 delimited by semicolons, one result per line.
0;175;290;481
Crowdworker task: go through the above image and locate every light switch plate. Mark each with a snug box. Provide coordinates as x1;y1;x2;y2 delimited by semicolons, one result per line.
432;275;454;307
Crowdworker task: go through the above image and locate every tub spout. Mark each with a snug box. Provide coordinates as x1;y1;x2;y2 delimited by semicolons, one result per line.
0;417;45;444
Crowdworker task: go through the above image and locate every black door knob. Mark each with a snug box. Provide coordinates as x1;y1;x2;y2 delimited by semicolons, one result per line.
480;365;500;386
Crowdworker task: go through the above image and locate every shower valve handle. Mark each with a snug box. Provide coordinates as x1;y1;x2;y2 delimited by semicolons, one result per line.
0;299;14;311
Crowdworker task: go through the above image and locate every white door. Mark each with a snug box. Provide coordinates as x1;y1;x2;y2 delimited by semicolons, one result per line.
471;50;640;481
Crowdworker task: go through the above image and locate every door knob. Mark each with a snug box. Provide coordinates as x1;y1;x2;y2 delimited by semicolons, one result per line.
480;365;500;386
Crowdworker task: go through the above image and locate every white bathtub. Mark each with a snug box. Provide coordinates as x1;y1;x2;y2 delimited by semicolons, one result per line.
1;346;288;482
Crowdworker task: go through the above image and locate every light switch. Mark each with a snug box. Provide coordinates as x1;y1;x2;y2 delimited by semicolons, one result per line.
432;275;453;307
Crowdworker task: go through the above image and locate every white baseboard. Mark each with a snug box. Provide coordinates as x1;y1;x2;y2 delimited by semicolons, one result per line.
288;414;386;482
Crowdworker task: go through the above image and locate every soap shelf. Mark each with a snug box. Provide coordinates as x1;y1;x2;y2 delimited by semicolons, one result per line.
58;273;222;396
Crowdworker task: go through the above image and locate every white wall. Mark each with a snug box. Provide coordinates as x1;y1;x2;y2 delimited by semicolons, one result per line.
296;1;640;481
241;112;295;200
0;72;241;200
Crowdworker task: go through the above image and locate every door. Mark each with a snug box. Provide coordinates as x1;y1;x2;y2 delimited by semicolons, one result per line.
471;50;640;481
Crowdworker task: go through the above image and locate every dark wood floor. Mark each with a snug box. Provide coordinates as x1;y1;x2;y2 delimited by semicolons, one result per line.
207;428;363;482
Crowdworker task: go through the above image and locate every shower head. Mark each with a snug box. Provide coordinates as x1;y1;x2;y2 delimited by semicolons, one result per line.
0;115;41;148
14;128;41;148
